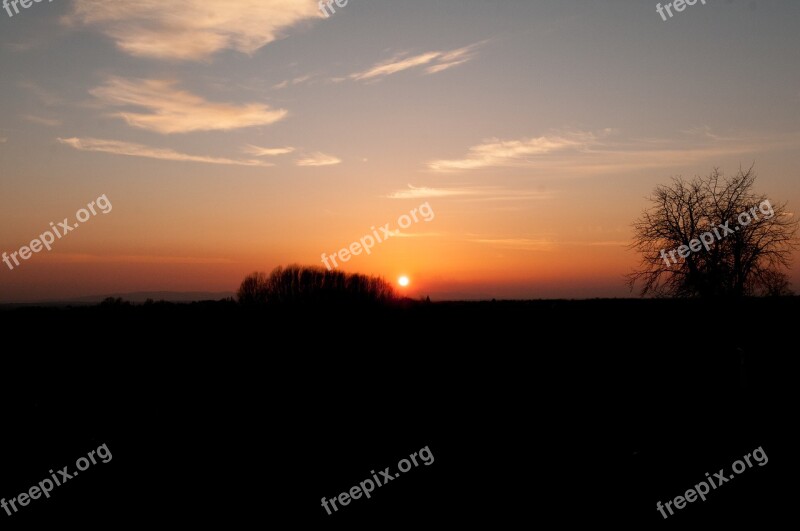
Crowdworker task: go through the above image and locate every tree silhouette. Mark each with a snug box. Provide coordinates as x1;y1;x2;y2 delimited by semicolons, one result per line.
237;271;270;306
627;166;798;297
237;264;397;306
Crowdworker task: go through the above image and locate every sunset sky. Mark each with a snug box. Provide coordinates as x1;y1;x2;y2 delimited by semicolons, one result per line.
1;0;799;302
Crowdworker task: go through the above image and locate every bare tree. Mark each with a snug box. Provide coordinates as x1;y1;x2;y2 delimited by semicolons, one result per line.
237;271;270;305
753;269;794;297
627;166;798;297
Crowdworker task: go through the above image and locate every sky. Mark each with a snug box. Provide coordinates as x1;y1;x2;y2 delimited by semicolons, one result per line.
1;0;799;302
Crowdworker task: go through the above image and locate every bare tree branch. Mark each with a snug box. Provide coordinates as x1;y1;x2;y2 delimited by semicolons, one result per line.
626;167;799;298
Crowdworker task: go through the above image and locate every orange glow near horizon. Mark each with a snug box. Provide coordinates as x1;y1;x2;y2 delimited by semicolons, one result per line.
1;1;800;302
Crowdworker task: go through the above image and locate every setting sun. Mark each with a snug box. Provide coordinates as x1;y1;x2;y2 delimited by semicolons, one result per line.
398;276;410;287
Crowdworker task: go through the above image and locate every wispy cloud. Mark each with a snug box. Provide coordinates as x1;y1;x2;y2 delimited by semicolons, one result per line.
5;42;38;52
349;42;483;82
272;75;314;89
23;115;62;127
58;137;273;167
295;152;341;167
469;238;554;251
427;128;800;174
91;77;288;134
425;44;481;74
393;232;444;239
678;125;737;142
428;132;598;172
52;254;234;264
242;144;295;157
581;240;629;247
425;61;470;75
566;129;800;175
64;0;322;61
351;52;441;81
386;184;551;201
386;185;480;199
19;81;62;106
469;238;627;250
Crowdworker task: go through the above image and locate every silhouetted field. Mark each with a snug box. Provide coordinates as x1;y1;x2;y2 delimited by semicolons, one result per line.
1;298;796;526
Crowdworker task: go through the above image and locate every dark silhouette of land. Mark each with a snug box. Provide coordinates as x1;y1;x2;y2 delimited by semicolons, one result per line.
1;295;796;526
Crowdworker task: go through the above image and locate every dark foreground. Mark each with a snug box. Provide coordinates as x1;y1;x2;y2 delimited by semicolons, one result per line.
1;298;797;527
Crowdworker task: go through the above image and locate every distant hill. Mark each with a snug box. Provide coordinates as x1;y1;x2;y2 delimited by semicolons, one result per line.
0;291;237;307
75;291;235;303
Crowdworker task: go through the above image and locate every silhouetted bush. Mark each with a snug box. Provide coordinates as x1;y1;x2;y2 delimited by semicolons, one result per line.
237;264;397;306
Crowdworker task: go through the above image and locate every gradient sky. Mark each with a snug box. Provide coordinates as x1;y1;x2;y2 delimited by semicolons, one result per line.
1;0;799;302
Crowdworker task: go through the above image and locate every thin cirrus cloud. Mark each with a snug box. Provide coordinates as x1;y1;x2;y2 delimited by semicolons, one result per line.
424;44;482;74
90;77;288;134
563;129;800;175
52;254;235;265
428;132;599;172
386;185;479;199
23;115;62;127
272;75;314;89
349;42;483;82
469;238;554;251
468;238;626;251
392;231;444;239
386;185;551;201
426;129;800;174
64;0;322;61
242;144;295;157
58;137;274;167
295;152;341;167
19;81;63;106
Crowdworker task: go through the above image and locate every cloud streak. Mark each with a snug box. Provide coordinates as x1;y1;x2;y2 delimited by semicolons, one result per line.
428;132;598;172
19;81;63;106
427;129;800;174
65;0;322;61
242;144;295;156
295;152;341;167
386;185;479;199
386;184;551;201
23;115;62;127
50;253;235;264
91;77;288;134
58;137;273;167
349;43;483;82
469;238;554;251
272;75;314;89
